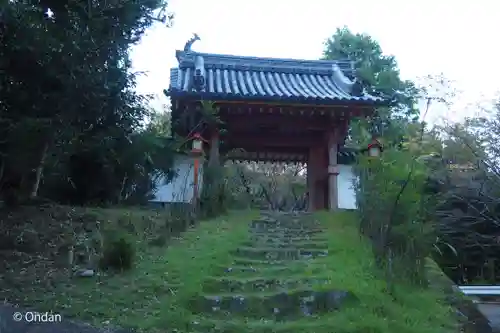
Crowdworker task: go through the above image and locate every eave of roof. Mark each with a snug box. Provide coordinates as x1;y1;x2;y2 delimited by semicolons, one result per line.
168;50;388;106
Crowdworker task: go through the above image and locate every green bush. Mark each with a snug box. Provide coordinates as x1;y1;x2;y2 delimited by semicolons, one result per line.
354;147;437;285
199;164;228;218
99;232;136;271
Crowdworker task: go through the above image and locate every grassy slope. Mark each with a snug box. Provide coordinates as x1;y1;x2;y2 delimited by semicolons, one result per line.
187;211;456;333
52;209;257;332
0;205;257;332
311;211;456;333
1;207;455;332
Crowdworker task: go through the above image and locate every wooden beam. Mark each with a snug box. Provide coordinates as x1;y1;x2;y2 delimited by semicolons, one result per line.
224;146;308;154
215;100;378;110
322;118;349;141
219;105;369;118
224;134;320;148
229;157;306;163
226;150;307;162
170;98;373;139
221;114;344;131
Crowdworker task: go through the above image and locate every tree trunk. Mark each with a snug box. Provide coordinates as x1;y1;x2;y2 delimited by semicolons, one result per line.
118;174;128;203
30;142;49;198
0;158;4;188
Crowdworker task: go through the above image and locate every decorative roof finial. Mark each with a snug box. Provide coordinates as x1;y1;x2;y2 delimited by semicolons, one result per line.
184;33;200;52
351;79;365;97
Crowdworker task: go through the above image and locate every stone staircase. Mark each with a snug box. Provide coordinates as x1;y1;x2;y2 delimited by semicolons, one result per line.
185;212;357;332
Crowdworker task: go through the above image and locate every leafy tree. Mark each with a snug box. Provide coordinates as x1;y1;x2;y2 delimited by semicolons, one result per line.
323;27;421;146
0;0;175;206
323;28;453;286
431;105;500;283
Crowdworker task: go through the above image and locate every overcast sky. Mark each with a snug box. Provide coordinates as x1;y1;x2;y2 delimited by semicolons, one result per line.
130;0;500;124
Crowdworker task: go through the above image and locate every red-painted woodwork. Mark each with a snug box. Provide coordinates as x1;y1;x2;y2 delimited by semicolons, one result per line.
173;99;374;211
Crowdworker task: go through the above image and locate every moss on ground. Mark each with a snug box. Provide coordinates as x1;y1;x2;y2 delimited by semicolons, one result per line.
0;205;257;332
161;210;456;332
309;211;456;333
51;209;255;332
1;207;456;332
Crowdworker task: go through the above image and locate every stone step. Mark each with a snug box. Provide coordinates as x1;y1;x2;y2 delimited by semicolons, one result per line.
249;231;325;239
248;234;327;241
216;264;313;277
187;289;358;320
231;257;292;266
202;275;331;293
250;227;323;235
261;211;312;215
249;227;324;235
248;234;328;243
250;220;321;229
250;221;323;230
241;240;328;250
188;316;334;333
232;247;328;261
216;261;327;277
271;217;317;222
250;218;278;223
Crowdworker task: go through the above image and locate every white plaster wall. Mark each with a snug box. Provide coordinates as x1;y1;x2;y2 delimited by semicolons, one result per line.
337;164;357;210
151;155;356;208
150;154;204;203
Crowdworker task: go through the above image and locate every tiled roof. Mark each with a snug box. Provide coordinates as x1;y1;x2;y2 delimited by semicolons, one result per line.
168;50;386;105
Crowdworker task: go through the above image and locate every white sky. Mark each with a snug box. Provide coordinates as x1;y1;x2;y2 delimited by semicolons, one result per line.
130;0;500;124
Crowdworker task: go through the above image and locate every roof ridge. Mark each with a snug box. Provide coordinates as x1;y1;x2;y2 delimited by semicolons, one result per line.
175;50;354;74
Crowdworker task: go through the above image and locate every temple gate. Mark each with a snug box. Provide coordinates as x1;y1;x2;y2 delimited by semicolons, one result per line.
166;39;385;211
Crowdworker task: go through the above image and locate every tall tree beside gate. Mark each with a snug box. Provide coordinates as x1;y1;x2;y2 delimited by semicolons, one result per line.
0;0;175;205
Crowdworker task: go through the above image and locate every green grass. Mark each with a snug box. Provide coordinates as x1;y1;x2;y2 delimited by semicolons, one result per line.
0;205;257;333
1;207;457;332
307;211;457;333
179;210;456;333
66;209;255;332
185;210;457;333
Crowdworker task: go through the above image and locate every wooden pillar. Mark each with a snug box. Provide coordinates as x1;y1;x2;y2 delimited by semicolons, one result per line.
327;131;339;211
307;146;327;211
307;156;314;211
318;148;328;210
208;129;220;167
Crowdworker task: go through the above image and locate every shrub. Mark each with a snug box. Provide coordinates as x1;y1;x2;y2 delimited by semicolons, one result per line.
99;232;136;271
199;164;228;219
354;148;437;286
116;216;138;234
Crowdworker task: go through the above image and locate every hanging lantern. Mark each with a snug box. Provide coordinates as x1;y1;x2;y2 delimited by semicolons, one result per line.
366;111;383;158
367;137;382;158
186;132;208;207
190;133;206;155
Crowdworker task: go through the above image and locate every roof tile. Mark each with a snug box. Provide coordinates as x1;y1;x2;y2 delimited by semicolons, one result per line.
168;51;385;105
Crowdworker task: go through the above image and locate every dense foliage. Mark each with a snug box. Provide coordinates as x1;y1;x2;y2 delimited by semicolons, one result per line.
323;27;421;146
2;0;499;287
433;112;500;283
324;27;500;285
219;161;307;211
0;0;175;207
323;27;431;285
355;150;436;285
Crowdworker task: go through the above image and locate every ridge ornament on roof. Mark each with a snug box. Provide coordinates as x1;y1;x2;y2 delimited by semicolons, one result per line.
183;33;200;52
168;49;387;106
